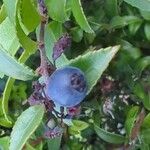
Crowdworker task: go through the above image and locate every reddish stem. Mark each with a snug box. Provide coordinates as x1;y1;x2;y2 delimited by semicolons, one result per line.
37;1;51;81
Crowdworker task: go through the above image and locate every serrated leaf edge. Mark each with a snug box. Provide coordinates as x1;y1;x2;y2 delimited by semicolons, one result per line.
68;45;120;93
0;45;35;79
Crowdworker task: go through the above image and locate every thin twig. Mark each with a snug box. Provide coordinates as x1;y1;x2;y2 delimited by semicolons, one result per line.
37;1;50;81
38;22;49;77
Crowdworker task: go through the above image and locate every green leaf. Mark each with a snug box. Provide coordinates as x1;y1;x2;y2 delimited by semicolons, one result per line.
1;78;15;126
144;23;150;41
3;0;16;23
0;117;12;128
1;50;37;127
124;0;150;11
0;72;4;78
140;10;150;20
134;84;147;101
4;0;37;54
45;0;68;22
0;98;3;115
94;125;125;144
120;40;141;59
140;129;150;144
44;22;69;67
140;143;150;150
84;32;96;44
125;106;139;137
70;120;89;131
110;16;142;29
129;22;142;35
142;93;150;111
71;0;94;33
68;46;120;94
0;136;10;150
135;56;150;74
66;0;72;18
0;17;21;78
133;83;150;110
142;113;150;129
1;0;37;127
93;110;101;126
105;0;118;17
70;27;83;43
9;105;45;150
0;45;35;81
20;0;40;32
47;136;62;150
0;4;7;23
16;14;37;55
0;17;20;56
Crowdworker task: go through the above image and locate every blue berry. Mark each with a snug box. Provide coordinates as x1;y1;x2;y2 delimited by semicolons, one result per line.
45;66;87;107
